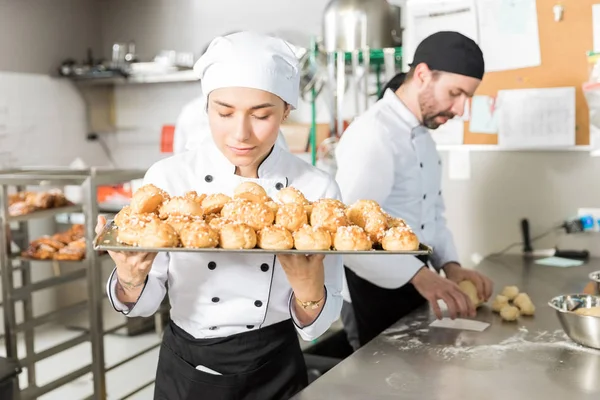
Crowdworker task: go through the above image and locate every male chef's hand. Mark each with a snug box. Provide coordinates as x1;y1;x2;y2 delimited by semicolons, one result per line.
410;267;475;320
443;262;493;303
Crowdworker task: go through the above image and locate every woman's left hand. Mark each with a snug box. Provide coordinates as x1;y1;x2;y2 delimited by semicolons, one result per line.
277;254;326;302
277;254;326;326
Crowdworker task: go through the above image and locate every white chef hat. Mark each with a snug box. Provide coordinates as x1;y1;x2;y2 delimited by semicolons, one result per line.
194;31;300;109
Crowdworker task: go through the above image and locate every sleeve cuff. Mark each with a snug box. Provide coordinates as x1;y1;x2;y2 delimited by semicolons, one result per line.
106;268;150;316
288;287;327;329
289;286;342;341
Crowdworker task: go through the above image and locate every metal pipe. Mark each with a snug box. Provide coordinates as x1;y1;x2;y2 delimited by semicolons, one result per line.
15;300;88;332
120;379;156;400
106;343;161;372
83;172;107;399
336;50;345;137
104;322;128;336
12;268;87;300
310;36;318;166
351;50;360;115
327;52;337;137
363;47;371;111
20;364;92;400
21;332;89;366
0;184;19;361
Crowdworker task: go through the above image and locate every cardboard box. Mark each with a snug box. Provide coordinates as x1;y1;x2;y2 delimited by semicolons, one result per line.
279;122;333;153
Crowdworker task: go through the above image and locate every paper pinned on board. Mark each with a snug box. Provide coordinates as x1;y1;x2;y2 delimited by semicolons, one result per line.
461;98;471;121
477;0;541;72
469;95;498;134
430;118;464;146
430;318;490;332
593;4;600;52
497;87;576;148
404;0;479;70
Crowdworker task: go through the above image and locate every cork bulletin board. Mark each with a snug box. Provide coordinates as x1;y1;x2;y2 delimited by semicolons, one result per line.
465;0;593;146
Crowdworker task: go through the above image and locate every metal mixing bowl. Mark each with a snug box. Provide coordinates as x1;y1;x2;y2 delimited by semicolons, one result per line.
548;294;600;350
590;271;600;295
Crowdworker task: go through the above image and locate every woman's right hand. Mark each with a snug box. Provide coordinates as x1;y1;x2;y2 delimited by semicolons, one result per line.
96;216;157;302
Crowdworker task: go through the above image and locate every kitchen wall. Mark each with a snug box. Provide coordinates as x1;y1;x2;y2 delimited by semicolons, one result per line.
0;0;598;281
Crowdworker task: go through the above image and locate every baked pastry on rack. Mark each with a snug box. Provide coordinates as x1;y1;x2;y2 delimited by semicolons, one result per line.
293;225;332;251
219;222;257;249
159;196;204;219
130;184;169;214
257;225;294;250
222;199;275;231
117;214;179;248
333;226;372;251
234;182;269;203
310;201;349;234
179;221;219;248
381;227;419;251
275;186;309;205
275;203;308;232
202;193;232;214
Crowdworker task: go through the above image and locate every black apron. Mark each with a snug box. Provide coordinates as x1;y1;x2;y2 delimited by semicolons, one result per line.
154;319;308;400
343;263;427;347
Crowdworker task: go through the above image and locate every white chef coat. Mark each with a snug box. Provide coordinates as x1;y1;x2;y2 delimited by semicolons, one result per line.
335;89;460;293
173;95;290;153
107;140;343;341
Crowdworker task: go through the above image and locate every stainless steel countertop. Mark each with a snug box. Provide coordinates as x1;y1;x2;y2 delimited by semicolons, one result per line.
294;255;600;400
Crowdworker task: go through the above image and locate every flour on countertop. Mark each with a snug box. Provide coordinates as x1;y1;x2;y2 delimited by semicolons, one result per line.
383;326;600;361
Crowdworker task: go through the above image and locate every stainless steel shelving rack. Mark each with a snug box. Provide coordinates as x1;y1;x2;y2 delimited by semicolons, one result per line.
0;168;157;400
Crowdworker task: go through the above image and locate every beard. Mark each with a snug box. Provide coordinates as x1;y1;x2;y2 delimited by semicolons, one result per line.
418;88;455;129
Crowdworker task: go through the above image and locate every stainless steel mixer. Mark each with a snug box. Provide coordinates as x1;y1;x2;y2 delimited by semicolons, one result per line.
319;0;402;171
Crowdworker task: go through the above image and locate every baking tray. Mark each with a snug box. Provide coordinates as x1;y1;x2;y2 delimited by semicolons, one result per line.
93;220;433;255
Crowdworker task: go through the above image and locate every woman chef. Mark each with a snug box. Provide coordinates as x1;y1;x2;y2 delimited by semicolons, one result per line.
96;31;344;399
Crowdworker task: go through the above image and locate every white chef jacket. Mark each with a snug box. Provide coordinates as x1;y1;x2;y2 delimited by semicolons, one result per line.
335;89;460;293
173;95;289;153
107;140;343;341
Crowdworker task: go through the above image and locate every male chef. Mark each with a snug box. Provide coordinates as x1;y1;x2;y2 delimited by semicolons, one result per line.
336;31;494;349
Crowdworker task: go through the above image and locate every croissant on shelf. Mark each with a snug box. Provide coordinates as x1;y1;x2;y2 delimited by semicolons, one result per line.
111;182;421;252
8;189;71;217
21;224;86;261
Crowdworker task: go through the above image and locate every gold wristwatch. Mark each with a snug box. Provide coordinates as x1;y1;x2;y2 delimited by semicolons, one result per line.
295;294;325;310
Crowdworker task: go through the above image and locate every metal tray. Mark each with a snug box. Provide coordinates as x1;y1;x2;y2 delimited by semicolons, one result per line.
93;220;433;255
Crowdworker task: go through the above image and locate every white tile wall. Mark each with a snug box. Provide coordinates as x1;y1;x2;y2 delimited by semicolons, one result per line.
0;71;111;168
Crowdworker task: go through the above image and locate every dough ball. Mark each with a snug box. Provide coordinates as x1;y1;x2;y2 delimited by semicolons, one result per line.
501;285;519;300
458;280;484;308
491;295;509;313
513;293;532;308
518;301;536;316
500;305;520;322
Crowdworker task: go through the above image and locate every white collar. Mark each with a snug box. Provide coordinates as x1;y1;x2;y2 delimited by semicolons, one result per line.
199;138;284;179
381;89;429;138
